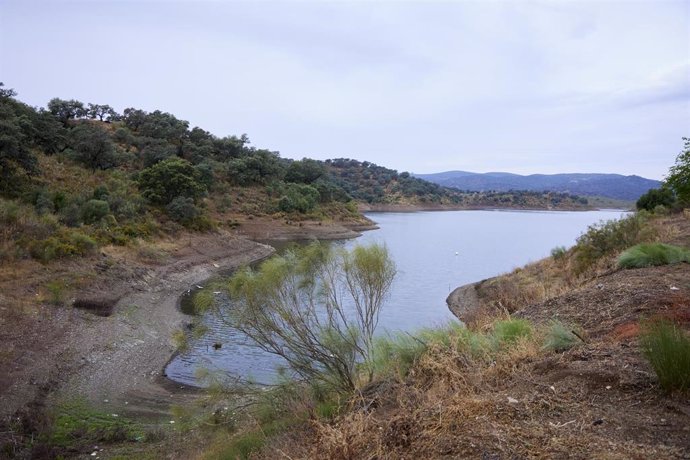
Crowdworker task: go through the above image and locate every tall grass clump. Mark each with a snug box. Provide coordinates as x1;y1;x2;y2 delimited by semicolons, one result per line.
639;320;690;392
369;333;427;379
618;243;690;269
542;321;581;352
492;318;532;346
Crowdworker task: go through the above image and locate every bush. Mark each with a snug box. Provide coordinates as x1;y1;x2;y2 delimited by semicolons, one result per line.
29;230;97;262
277;183;320;213
166;196;201;224
640;320;690;392
81;199;110;224
542;321;581;352
636;187;675;211
138;156;205;205
550;246;567;261
618;243;690;269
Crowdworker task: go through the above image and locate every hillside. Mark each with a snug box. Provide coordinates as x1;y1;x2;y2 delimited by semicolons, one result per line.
415;170;661;201
325;158;592;210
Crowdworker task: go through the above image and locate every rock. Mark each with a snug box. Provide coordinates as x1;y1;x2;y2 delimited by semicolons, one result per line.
507;397;519;404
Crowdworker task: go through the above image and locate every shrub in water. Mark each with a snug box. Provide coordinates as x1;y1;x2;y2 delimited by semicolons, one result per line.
640;320;690;392
618;243;690;269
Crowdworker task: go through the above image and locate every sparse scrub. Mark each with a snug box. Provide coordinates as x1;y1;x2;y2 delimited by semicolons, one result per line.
573;213;656;273
640;320;690;392
45;280;67;306
618;243;690;269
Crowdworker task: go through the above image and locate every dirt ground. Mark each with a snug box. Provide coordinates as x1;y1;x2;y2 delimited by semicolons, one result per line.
0;219;368;433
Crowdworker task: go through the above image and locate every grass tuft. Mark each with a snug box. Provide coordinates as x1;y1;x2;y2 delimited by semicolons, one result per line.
639;320;690;392
542;320;581;352
618;243;690;269
492;318;532;346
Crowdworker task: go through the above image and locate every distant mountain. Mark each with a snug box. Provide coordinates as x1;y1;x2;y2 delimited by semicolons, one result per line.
413;171;661;201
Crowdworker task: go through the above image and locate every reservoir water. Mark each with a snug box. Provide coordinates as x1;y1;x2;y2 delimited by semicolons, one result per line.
166;209;627;386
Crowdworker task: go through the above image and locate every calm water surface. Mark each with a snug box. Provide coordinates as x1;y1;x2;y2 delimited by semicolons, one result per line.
166;209;627;386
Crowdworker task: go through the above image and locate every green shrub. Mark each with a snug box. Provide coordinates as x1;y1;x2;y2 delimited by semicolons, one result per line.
166;196;201;224
636;187;676;211
492;318;532;345
542;321;581;352
81;199;110;224
29;230;97;262
618;243;690;269
640;320;690;392
550;246;567;261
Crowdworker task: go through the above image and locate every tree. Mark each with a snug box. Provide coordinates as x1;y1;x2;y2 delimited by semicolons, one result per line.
225;242;396;392
138;156;205;205
47;98;86;124
87;103;119;122
285;158;326;184
636;187;676;211
278;183;320;213
666;138;690;207
0;104;37;193
69;123;116;170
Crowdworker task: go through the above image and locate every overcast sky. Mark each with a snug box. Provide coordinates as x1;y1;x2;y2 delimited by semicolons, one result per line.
1;0;688;179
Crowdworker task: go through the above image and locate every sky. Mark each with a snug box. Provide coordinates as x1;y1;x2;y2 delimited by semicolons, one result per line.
1;0;688;180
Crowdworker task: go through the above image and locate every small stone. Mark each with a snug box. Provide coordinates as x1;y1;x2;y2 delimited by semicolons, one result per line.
507;397;519;404
593;419;604;425
670;286;680;291
170;420;175;424
605;385;611;390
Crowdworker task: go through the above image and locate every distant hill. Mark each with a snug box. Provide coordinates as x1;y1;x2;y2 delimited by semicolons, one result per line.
413;171;661;201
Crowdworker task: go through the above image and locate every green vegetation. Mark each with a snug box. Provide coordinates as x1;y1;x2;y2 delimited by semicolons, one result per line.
491;318;532;346
47;400;146;448
542;320;581;352
618;243;690;269
550;245;567;261
636;187;676;212
572;212;656;273
226;242;396;392
665;137;690;206
325;158;591;208
640;320;690;392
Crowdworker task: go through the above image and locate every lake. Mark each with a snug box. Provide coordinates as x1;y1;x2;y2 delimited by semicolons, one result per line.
165;209;627;386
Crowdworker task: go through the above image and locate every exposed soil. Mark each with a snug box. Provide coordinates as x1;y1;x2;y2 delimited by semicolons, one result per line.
0;219;368;440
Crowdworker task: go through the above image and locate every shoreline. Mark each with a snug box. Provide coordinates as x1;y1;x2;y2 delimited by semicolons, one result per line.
359;203;629;213
56;220;379;417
